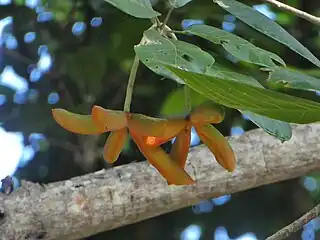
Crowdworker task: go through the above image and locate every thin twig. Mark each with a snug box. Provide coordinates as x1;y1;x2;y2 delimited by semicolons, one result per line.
184;85;191;112
160;7;174;32
266;202;320;240
123;55;140;112
260;0;320;26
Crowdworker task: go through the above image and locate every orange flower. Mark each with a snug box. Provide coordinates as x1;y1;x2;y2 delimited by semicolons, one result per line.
52;102;236;185
52;106;193;185
148;102;236;172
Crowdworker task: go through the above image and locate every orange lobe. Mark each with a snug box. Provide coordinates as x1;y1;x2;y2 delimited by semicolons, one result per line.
130;130;194;185
170;123;191;168
103;128;128;163
194;124;236;172
91;105;127;131
52;108;105;135
127;113;187;146
190;102;225;125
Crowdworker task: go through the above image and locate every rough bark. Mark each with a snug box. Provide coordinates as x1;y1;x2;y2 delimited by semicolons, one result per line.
1;124;320;240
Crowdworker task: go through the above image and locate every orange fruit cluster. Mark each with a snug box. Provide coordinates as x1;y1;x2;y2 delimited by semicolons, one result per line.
52;103;236;185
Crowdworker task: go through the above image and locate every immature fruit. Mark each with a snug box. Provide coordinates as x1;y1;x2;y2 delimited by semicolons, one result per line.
170;123;191;168
91;105;127;131
103;128;128;163
130;129;194;185
195;124;236;172
190;102;225;125
127;113;188;146
52;109;104;135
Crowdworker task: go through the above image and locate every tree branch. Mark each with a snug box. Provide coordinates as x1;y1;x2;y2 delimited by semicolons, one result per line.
266;201;320;240
260;0;320;26
1;124;320;239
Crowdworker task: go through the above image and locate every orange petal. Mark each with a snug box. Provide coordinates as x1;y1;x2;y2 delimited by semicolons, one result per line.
103;128;128;163
190;102;225;125
127;113;187;143
170;123;191;168
130;130;194;185
194;124;236;172
91;105;127;131
52;108;105;135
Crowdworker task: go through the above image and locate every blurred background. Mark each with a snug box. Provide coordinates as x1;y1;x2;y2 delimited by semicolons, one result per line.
0;0;320;239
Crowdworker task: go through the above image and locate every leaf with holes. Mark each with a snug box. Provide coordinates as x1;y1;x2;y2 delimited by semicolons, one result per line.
104;0;160;18
165;65;320;124
213;0;320;67
206;63;263;88
161;86;292;141
267;67;320;92
169;0;193;8
161;64;263;116
135;29;215;84
183;24;285;68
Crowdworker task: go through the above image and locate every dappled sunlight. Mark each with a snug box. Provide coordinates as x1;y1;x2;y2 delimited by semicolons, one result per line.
1;66;28;93
0;128;23;180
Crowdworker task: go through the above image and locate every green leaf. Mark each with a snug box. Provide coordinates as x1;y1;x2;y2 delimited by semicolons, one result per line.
267;67;320;92
162;86;292;141
169;0;193;8
184;24;285;68
104;0;160;18
66;45;106;94
161;63;263;114
241;110;292;142
213;0;320;67
206;63;263;88
165;65;320;124
161;87;208;116
135;29;215;84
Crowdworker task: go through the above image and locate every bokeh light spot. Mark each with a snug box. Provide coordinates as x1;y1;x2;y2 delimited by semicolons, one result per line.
20;145;35;167
48;92;59;104
212;195;231;206
72;22;86;36
30;68;42;82
0;128;24;180
90;17;103;27
303;176;318;192
181;19;204;30
231;126;245;136
181;224;202;240
0;94;6;105
24;32;36;43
